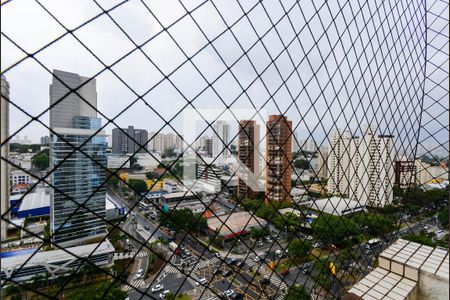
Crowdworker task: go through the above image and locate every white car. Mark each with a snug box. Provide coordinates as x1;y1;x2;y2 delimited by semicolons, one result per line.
222;290;234;297
195;278;207;286
151;284;164;293
306;235;314;241
159;290;170;299
253;255;260;262
134;268;144;279
214;252;221;258
313;242;321;248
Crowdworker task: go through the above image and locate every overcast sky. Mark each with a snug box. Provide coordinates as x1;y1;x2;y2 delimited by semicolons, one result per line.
1;0;448;156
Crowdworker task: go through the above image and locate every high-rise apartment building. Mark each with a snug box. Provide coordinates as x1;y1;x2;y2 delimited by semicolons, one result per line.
394;157;415;188
292;132;300;153
212;121;230;157
237;120;260;198
40;135;51;145
266;115;292;202
148;132;183;153
50;70;107;246
327;130;352;195
327;127;395;207
1;75;10;240
112;126;148;154
316;146;329;179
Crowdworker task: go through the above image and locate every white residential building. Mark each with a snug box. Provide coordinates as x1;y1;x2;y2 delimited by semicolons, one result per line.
327;130;352;196
212;120;230;157
316;146;329;179
1;75;10;239
327;127;395;208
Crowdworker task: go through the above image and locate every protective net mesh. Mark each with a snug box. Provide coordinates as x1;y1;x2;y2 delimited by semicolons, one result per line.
1;0;448;299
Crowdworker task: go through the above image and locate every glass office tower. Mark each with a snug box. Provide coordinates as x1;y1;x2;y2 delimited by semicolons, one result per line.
50;70;107;246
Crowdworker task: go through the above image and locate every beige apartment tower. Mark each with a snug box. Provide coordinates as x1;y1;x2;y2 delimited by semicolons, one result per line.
265;115;292;202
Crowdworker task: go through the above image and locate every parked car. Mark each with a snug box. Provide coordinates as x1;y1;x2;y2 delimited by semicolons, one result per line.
225;258;236;265
222;269;233;277
144;225;150;230
253;255;260;262
306;235;314;241
159;290;170;299
214;252;221;258
134;268;144;279
313;242;322;248
230;292;244;299
195;278;207;286
222;290;234;297
235;260;245;267
281;269;290;276
260;278;271;285
151;284;164;293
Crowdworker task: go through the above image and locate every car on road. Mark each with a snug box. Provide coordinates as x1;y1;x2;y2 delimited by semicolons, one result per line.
144;225;150;230
301;263;311;274
260;278;271;285
230;292;244;299
180;252;188;259
235;260;245;267
214;252;221;258
306;235;314;241
151;284;164;293
257;241;264;246
225;257;236;265
159;290;170;299
134;268;144;279
222;269;233;277
195;278;208;286
253;255;260;262
281;269;290;276
313;242;322;248
222;290;234;297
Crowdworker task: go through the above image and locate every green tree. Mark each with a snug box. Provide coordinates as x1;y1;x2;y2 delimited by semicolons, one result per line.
438;207;449;227
284;284;311;300
352;213;395;237
250;227;268;240
68;282;127;300
312;215;359;246
32;150;49;170
108;174;119;186
288;239;312;262
159;208;207;233
128;179;147;194
162;148;176;158
145;171;159;180
273;213;301;232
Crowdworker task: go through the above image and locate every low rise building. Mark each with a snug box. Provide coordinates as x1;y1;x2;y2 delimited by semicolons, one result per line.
162;191;197;204
207;211;267;240
311;196;365;216
106;154;130;169
10;169;33;186
16;187;51;218
1;240;115;282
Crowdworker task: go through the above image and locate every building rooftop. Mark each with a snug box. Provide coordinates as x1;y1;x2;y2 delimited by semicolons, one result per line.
349;267;417;300
1;240;115;270
348;239;449;300
162;191;196;200
17;187;51;211
312;196;365;216
207;211;267;238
